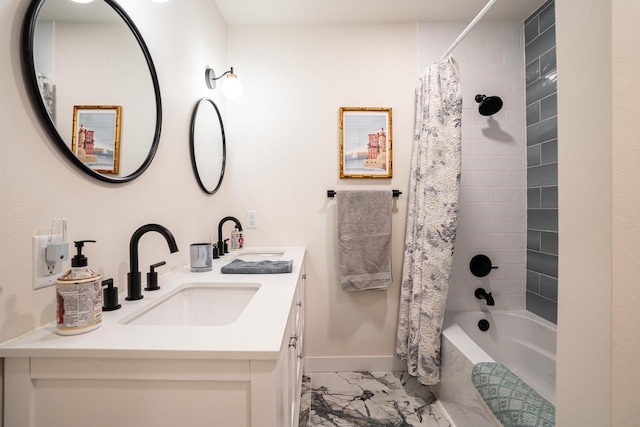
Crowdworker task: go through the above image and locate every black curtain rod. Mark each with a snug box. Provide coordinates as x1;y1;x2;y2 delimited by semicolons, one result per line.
327;190;402;198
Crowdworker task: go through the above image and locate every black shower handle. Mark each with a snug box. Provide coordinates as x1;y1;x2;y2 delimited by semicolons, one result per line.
470;254;498;277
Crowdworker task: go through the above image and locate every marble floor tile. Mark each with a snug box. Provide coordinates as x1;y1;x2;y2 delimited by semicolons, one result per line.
311;371;404;392
300;375;311;427
394;372;453;427
310;384;421;426
301;371;455;427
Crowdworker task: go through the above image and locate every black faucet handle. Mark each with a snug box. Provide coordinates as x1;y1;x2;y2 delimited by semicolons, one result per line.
470;254;498;277
145;261;166;291
150;261;166;272
223;239;229;253
102;278;121;311
212;244;219;259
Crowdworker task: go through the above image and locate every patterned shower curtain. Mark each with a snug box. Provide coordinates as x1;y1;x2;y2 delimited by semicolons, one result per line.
396;57;462;385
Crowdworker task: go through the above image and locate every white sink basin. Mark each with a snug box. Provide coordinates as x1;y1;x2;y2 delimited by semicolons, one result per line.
232;252;284;262
121;282;260;326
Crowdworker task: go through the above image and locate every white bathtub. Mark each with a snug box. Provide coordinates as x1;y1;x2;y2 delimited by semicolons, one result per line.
433;310;557;427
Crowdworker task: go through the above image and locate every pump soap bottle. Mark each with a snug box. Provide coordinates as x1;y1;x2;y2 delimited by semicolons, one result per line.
230;227;243;251
56;240;102;335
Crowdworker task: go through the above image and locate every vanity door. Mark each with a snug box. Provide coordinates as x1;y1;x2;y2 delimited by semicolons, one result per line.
288;269;305;426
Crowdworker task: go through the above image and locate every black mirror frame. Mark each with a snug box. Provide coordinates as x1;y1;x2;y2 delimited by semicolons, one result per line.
189;98;226;195
21;0;162;184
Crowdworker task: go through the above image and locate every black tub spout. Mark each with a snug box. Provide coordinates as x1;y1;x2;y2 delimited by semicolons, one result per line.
475;288;495;306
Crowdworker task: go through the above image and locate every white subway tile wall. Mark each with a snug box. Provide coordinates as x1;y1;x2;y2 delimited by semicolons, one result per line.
418;20;527;311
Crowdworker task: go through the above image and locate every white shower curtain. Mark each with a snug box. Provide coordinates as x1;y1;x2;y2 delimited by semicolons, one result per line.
396;57;462;385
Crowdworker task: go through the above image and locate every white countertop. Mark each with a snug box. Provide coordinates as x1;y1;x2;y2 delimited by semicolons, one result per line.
0;247;305;360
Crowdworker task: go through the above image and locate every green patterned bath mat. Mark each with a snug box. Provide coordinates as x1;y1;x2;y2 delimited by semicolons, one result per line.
471;362;555;427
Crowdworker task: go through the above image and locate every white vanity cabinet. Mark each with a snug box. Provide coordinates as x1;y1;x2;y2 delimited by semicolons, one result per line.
282;271;305;425
1;248;306;427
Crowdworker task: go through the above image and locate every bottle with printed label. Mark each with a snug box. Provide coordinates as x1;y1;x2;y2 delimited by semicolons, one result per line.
55;240;102;335
230;227;244;251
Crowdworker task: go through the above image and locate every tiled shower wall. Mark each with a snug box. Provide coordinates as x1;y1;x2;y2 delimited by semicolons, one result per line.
419;21;527;311
524;0;558;324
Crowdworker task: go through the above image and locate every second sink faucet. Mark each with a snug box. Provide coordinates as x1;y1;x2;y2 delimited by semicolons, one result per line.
127;224;179;301
217;216;242;256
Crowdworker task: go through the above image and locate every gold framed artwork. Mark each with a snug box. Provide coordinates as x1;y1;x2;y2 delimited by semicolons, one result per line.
339;107;392;178
71;105;122;174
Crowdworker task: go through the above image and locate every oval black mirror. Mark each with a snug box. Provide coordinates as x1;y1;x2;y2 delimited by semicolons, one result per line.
22;0;162;183
189;98;226;194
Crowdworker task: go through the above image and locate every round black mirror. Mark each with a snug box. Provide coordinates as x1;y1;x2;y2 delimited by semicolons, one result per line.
189;98;226;194
22;0;162;183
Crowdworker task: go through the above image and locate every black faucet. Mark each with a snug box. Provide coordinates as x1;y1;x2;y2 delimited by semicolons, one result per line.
127;224;179;301
217;216;242;256
475;288;495;306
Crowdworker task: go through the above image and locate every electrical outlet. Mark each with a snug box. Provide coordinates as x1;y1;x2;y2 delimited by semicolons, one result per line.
33;235;65;289
246;210;257;229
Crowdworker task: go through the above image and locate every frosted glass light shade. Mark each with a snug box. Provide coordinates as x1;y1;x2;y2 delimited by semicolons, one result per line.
71;0;95;3
221;75;243;100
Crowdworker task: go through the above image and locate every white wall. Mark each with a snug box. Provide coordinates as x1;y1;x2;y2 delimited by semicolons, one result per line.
556;0;612;425
557;0;640;425
225;23;417;361
611;1;640;424
419;21;527;311
33;20;53;78
0;0;229;343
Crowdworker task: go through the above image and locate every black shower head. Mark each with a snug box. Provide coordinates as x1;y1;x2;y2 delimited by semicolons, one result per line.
475;94;503;116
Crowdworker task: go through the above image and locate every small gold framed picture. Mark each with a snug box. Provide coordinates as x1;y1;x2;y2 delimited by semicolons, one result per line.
339;107;392;178
71;105;122;174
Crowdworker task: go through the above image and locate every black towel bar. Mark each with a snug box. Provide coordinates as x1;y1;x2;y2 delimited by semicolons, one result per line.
327;190;402;198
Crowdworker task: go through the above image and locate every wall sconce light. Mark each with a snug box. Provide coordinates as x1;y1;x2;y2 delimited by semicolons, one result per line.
205;67;243;100
71;0;95;3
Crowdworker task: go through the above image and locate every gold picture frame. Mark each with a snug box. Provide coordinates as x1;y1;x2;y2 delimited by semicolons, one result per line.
339;107;392;178
71;105;122;174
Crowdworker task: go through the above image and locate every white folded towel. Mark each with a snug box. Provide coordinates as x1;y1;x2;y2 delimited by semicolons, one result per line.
337;190;392;291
